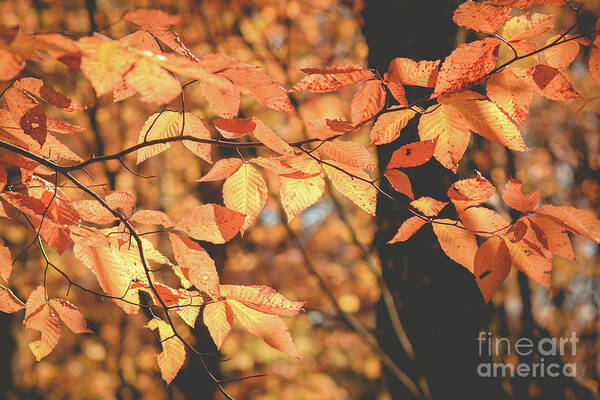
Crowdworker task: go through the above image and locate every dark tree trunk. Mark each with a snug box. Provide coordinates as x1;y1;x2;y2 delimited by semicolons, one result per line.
362;1;505;398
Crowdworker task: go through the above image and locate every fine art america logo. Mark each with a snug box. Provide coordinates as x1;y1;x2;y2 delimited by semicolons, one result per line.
477;332;578;378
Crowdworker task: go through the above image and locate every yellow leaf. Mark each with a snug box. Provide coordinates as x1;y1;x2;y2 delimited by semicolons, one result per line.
320;139;375;170
280;174;325;222
371;108;417;145
147;318;186;385
322;161;376;215
223;163;268;233
203;301;233;349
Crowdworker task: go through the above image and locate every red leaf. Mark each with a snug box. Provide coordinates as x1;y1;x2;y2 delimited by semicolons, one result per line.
387;139;437;168
384;169;414;199
213;118;256;139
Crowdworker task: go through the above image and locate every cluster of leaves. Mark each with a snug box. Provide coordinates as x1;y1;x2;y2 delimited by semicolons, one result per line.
0;0;600;395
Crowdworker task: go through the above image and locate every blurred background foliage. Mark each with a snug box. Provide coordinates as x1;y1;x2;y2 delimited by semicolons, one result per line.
0;0;599;399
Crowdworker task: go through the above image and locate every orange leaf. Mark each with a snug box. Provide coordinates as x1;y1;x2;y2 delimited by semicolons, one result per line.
501;178;539;212
14;77;84;111
198;74;240;118
48;299;92;334
291;65;375;93
124;55;181;105
386;58;440;87
223;163;268;232
410;197;448;217
251;118;295;156
507;219;528;243
384;81;408;106
384;169;414;199
528;64;580;101
169;233;220;298
77;37;137;97
434;38;500;95
24;286;61;361
350;80;386;124
306;118;354;140
543;35;579;71
5;87;47;146
432;219;478;273
203;301;233;349
446;96;529;151
387;216;427;243
0;285;25;313
0;239;13;281
371;108;417;145
221;285;305;317
501;13;554;42
105;190;136;218
459;207;510;236
226;299;299;358
72;200;117;225
175;204;246;244
447;175;496;213
197;158;243;182
527;216;574;261
0;48;25;81
147;318;186;385
504;237;552;289
221;69;293;113
474;237;511;303
486;69;533;126
418;103;470;171
387;139;437;168
130;210;174;229
320;139;375;170
213;118;256;139
535;205;600;243
452;1;511;33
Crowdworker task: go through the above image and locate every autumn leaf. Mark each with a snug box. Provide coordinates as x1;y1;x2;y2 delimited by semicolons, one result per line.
590;45;600;86
528;64;580;101
452;1;511;33
213;118;256;139
386;58;440;87
175;204;246;244
197;158;243;182
320;140;375;170
72;200;117;225
504;237;552;289
474;237;511;303
291;65;375;92
371;108;417;145
14;77;84;111
543;35;579;71
181;113;212;163
221;285;305;317
384;81;408;106
24;286;60;361
124;9;183;30
418;103;470;171
123;55;182;105
130;210;175;229
227;299;299;358
5;87;47;146
387;217;427;243
0;239;13;281
77;36;137;97
447;175;496;213
197;74;240;118
48;299;92;334
147;318;186;385
0;285;25;313
434;38;501;95
459;207;510;236
204;301;233;349
251;118;295;156
170;233;220;298
280;173;325;222
350;80;386;124
221;69;293;113
527;216;574;261
535;205;600;243
501;13;555;42
323;161;376;215
223;163;268;232
486;69;533;126
386;139;437;168
410;197;448;217
501;178;539;212
306;118;354;140
432;219;478;273
384;169;413;199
